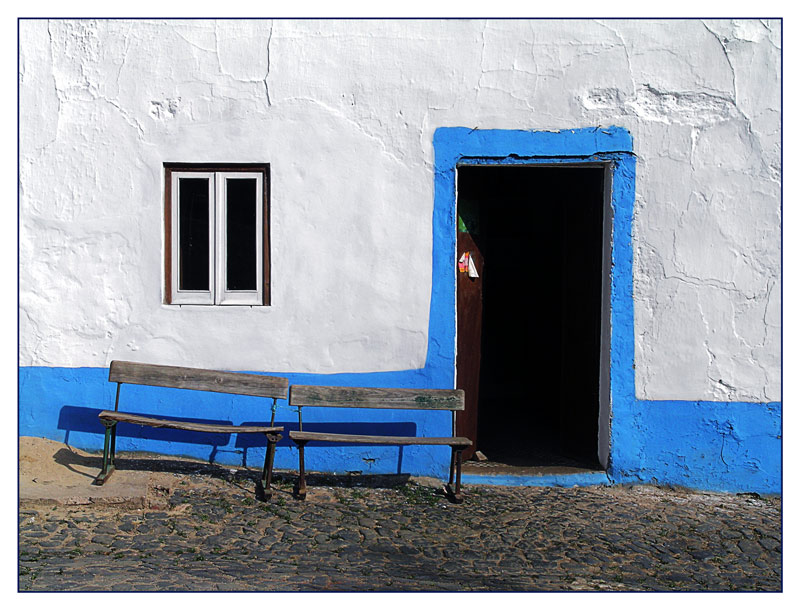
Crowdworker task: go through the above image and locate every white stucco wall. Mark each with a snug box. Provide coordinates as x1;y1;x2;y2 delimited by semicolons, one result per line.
19;19;781;402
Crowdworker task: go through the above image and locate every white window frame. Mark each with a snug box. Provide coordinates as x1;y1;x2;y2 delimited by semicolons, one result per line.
171;171;215;305
216;172;263;305
169;170;264;306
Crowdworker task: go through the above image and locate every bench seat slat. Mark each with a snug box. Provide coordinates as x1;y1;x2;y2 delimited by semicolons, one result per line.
99;410;283;435
290;430;471;446
290;385;465;411
109;360;289;399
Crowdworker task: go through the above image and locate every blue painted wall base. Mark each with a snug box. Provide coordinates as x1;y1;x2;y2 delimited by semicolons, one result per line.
19;367;781;493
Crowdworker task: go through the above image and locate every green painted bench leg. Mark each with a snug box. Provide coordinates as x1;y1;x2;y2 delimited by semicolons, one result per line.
260;433;281;500
94;420;116;485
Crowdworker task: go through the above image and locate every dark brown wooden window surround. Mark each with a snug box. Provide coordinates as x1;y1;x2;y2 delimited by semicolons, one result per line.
164;163;270;305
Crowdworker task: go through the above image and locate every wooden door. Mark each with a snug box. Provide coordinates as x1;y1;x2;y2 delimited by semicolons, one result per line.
455;201;483;460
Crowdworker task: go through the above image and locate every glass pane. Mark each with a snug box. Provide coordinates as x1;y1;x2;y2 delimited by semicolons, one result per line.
226;178;258;291
178;178;210;291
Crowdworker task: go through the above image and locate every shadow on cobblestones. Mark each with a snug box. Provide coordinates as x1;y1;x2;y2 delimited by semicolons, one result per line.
49;449;422;501
19;468;782;592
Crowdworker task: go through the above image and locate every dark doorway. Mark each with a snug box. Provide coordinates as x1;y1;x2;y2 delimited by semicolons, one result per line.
456;165;606;470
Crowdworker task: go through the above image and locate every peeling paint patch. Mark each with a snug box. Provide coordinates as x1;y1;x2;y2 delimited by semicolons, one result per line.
149;98;180;120
610;400;781;494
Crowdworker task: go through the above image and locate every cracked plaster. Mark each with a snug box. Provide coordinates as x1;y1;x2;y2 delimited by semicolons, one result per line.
19;19;780;402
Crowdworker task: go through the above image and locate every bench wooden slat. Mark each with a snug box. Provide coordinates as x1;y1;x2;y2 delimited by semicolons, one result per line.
289;385;465;411
99;410;283;435
109;361;289;399
290;430;471;446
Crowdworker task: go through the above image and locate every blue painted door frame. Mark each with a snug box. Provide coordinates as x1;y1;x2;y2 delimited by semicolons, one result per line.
432;126;632;474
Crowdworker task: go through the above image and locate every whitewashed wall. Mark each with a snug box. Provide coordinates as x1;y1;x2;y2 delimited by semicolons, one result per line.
19;19;781;402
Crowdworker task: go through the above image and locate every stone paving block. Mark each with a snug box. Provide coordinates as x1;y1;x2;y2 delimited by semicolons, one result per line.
761;537;782;553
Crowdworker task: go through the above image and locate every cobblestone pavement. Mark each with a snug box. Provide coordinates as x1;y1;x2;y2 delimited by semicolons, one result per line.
18;469;782;592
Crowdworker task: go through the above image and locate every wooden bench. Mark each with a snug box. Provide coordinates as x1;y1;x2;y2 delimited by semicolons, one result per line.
288;385;472;502
95;360;289;499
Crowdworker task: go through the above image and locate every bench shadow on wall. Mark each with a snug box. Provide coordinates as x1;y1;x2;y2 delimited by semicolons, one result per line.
57;405;418;475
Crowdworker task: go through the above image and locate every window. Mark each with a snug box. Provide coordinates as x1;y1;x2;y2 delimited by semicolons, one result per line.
164;164;270;305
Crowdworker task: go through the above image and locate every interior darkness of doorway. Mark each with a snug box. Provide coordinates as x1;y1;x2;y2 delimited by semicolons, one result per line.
458;165;605;469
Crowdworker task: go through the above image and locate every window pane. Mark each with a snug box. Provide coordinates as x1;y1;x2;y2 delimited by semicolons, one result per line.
178;178;210;291
226;178;257;291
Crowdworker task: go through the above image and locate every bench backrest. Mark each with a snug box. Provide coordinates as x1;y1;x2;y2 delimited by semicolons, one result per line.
289;385;464;411
109;360;289;400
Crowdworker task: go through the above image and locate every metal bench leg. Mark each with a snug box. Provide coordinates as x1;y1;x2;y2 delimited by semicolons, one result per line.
261;433;281;500
110;420;118;464
95;420;116;485
455;448;464;501
445;447;465;504
293;440;308;500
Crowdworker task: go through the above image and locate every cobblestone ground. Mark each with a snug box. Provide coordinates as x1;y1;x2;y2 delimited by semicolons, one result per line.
19;471;781;592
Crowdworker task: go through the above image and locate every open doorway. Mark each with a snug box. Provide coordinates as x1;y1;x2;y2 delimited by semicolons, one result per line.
456;164;608;471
